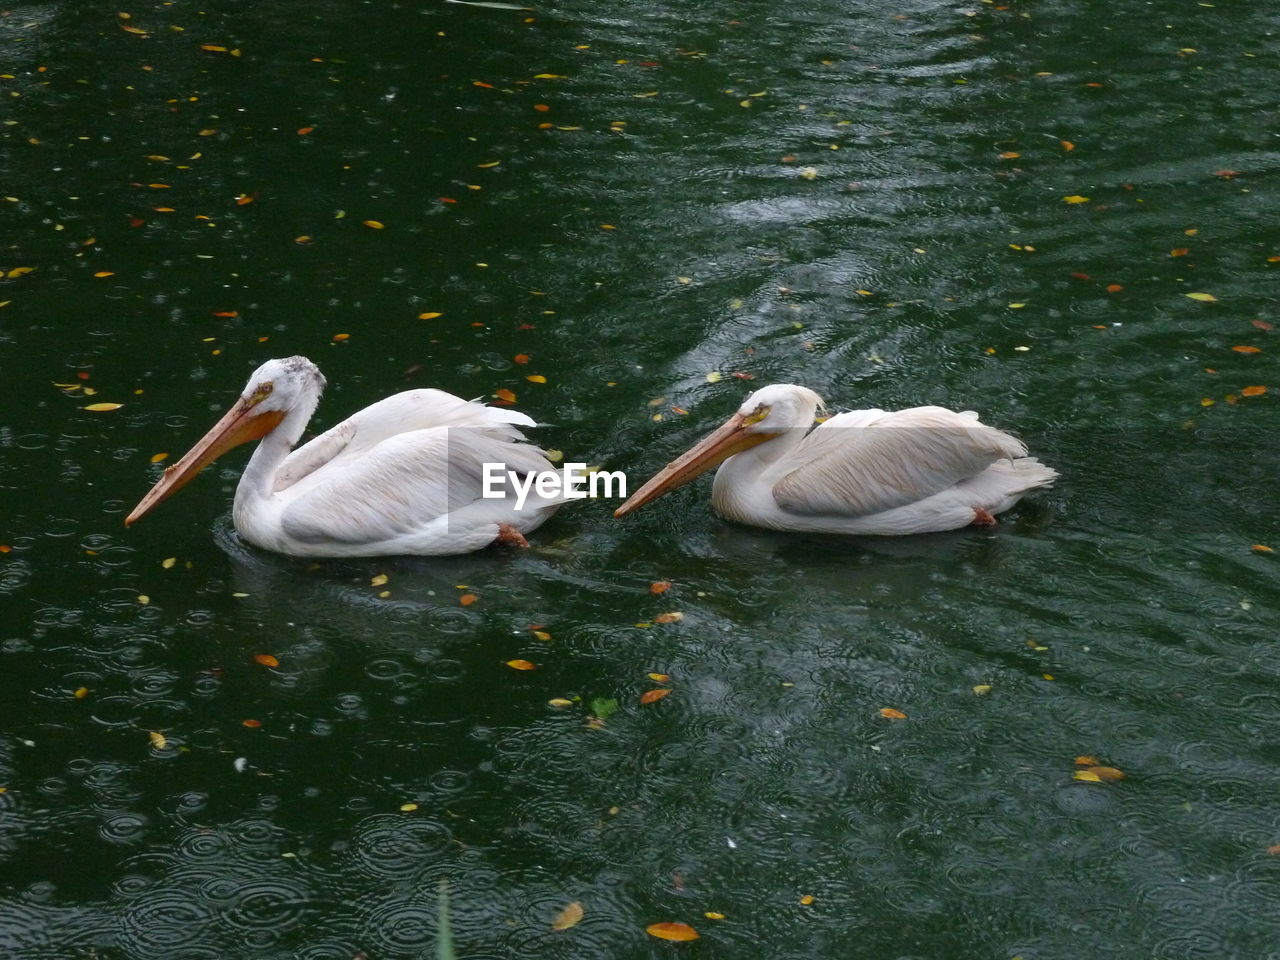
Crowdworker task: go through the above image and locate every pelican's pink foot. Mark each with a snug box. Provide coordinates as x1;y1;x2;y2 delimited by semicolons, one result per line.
971;507;998;527
495;523;529;548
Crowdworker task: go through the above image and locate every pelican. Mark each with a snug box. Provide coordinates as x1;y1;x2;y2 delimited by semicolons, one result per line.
614;384;1056;535
126;356;562;556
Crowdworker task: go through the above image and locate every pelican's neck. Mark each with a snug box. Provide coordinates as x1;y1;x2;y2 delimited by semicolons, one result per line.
235;392;319;509
711;423;812;516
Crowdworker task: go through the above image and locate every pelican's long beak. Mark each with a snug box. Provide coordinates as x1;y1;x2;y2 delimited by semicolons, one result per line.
614;413;776;518
125;398;284;526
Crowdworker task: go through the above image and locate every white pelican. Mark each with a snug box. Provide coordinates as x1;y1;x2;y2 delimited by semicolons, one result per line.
614;384;1057;535
126;356;562;556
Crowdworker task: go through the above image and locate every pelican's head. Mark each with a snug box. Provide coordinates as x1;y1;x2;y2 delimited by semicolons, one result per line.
124;356;327;527
614;383;826;518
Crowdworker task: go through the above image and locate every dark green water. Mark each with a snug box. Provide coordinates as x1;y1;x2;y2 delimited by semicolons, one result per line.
3;1;1279;957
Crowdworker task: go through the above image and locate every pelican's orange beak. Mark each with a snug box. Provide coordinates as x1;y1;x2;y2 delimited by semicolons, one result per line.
614;412;776;517
125;397;284;526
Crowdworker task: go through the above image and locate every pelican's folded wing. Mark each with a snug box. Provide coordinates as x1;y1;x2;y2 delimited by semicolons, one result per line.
772;406;1027;518
278;427;552;546
275;389;537;492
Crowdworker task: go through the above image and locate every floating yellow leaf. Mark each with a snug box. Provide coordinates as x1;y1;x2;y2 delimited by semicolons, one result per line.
362;220;385;229
532;630;552;641
83;402;123;412
400;802;418;812
161;556;176;568
506;659;536;671
7;267;35;278
253;653;279;667
653;611;683;623
551;901;584;931
534;73;567;79
704;911;726;920
526;374;547;383
879;707;907;719
477;161;501;168
74;687;89;699
1073;770;1102;783
148;731;167;749
371;573;388;586
1185;292;1217;302
639;688;671;704
548;698;573;708
705;371;722;383
1086;765;1125;781
647;673;670;682
646;922;699;942
972;684;992;696
800;894;815;905
1062;195;1090;204
418;312;443;319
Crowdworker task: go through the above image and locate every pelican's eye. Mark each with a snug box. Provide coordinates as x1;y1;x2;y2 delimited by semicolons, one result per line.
741;404;771;426
247;382;274;406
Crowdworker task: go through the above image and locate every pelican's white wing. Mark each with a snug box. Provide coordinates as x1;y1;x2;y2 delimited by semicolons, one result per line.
772;406;1027;518
276;427;553;547
273;389;535;493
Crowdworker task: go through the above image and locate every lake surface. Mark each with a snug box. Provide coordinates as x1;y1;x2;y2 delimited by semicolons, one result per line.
3;1;1279;957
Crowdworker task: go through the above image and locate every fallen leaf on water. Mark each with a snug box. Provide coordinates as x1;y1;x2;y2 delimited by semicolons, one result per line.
1060;139;1075;151
1268;845;1280;856
997;151;1020;159
459;593;478;606
83;402;123;412
551;901;584;931
400;802;418;812
704;911;726;920
513;353;530;364
1105;284;1124;293
1170;248;1189;257
705;371;722;383
1073;770;1102;783
646;922;699;942
253;654;279;667
161;556;176;567
648;673;670;682
972;684;992;696
362;220;385;229
800;894;815;905
532;629;552;641
526;374;547;383
242;718;261;728
494;388;517;403
1251;319;1273;331
1252;544;1274;553
7;267;35;278
148;731;167;749
639;688;671;704
1086;765;1125;781
653;611;684;623
506;659;537;671
1074;755;1100;766
548;698;573;708
1062;195;1090;204
371;573;388;586
74;687;89;699
418;311;442;319
332;333;350;341
1185;292;1217;302
297;126;315;135
650;581;672;594
1232;346;1261;354
1241;385;1267;397
879;707;907;719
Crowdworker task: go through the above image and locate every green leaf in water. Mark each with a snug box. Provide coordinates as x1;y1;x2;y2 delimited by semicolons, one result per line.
590;697;619;720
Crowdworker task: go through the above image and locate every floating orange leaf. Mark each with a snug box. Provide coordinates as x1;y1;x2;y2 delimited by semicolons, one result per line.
653;611;683;623
1252;544;1274;553
1105;284;1123;293
1074;755;1100;766
493;388;517;403
1251;319;1273;331
997;151;1020;159
362;220;385;229
211;310;239;317
551;901;584;931
94;271;116;278
512;353;530;364
1241;385;1267;397
1060;140;1075;151
639;688;671;704
532;629;552;641
332;333;350;341
526;374;547;383
297;126;315;135
242;718;262;728
1232;346;1261;354
879;707;907;719
649;581;672;594
506;659;536;671
646;922;699;942
418;312;442;319
459;593;478;606
1170;248;1189;257
253;654;279;667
